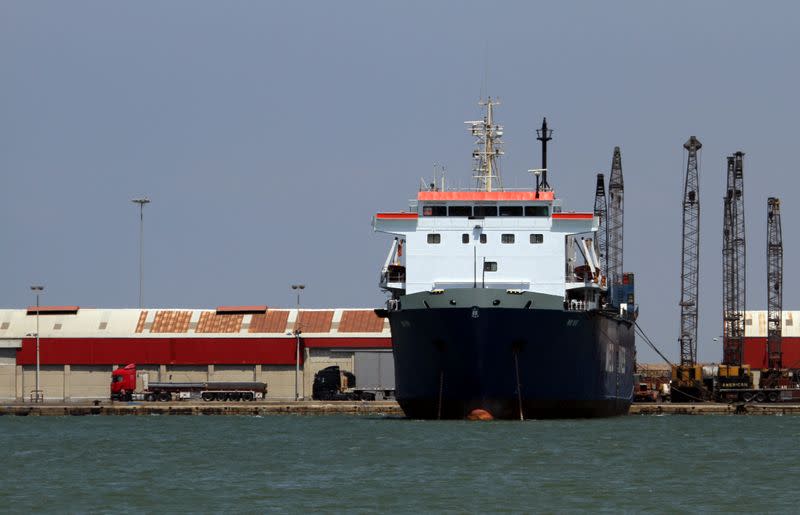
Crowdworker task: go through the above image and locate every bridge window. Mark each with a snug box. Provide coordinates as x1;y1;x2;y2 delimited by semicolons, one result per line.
484;261;498;272
525;206;549;217
462;234;470;244
473;206;498;217
423;205;447;216
427;233;441;244
480;234;487;244
448;206;472;217
530;234;543;244
499;206;523;216
501;234;515;244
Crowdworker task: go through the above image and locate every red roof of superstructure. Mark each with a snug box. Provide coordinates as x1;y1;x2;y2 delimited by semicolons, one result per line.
552;213;594;219
417;191;555;201
375;212;418;219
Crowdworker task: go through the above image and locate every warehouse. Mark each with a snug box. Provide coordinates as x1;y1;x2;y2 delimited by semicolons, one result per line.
743;311;800;368
0;305;392;401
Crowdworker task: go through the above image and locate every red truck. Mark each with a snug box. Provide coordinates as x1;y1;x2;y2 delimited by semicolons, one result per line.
111;364;267;402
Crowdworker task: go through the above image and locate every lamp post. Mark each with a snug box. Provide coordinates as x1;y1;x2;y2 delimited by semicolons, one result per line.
131;197;150;309
291;284;305;401
30;285;44;402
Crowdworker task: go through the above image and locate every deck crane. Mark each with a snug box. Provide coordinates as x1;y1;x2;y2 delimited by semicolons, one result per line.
723;152;746;366
671;136;705;401
607;147;624;304
767;197;783;371
593;173;608;274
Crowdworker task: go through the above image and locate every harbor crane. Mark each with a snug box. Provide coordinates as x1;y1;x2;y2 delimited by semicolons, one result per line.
593;173;608;273
722;152;746;366
678;136;702;367
767;197;783;371
607;147;624;304
672;136;704;401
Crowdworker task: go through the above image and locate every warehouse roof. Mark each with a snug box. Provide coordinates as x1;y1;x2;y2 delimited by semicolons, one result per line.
0;307;389;339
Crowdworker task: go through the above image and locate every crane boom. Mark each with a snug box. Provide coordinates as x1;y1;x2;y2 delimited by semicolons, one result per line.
679;136;702;367
767;197;783;370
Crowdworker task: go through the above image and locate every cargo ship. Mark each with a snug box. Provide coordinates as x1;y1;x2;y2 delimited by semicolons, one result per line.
373;99;636;419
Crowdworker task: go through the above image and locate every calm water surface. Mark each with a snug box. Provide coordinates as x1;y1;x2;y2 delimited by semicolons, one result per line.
0;414;798;513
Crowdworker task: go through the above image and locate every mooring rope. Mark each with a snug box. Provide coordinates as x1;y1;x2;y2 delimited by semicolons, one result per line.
437;370;444;420
514;351;524;421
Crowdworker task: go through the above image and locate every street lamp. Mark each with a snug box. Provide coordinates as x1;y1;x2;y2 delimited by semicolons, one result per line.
131;197;151;309
30;285;44;402
291;284;305;401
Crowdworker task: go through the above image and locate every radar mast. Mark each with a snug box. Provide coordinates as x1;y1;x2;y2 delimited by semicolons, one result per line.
465;98;504;192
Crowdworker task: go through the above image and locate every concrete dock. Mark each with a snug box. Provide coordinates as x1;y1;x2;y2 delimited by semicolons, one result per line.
629;402;800;415
0;400;405;416
3;400;800;416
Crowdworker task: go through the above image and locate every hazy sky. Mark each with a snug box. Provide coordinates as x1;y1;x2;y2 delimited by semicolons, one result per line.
2;1;798;364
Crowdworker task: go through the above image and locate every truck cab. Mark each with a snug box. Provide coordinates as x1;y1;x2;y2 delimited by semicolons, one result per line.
312;366;358;401
110;364;138;401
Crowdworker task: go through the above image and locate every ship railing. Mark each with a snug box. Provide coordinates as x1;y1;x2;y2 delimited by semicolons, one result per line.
566;299;588;311
380;266;406;287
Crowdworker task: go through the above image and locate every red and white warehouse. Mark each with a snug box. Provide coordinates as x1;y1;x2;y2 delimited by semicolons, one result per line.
0;305;391;401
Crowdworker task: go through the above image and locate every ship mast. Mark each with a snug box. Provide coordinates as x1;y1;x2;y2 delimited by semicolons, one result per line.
466;98;504;192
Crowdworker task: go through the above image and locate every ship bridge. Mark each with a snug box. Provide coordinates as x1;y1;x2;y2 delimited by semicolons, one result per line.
373;189;599;299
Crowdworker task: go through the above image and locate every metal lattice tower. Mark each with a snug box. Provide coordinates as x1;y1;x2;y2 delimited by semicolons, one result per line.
678;136;702;367
767;197;783;370
607;147;624;297
593;173;608;273
722;152;746;366
722;178;734;363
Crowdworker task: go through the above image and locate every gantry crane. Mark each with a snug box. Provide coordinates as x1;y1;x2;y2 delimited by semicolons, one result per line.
672;136;704;401
767;197;783;371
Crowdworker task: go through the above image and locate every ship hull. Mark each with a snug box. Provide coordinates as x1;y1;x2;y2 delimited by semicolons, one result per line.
387;291;635;419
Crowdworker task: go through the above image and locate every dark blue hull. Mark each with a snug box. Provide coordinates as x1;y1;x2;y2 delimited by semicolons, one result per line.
388;304;635;419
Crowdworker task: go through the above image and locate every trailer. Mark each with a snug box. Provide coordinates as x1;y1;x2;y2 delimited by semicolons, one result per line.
110;364;267;401
717;387;800;403
713;365;800;403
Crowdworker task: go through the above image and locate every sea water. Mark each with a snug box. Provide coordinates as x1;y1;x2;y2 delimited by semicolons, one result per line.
0;415;797;513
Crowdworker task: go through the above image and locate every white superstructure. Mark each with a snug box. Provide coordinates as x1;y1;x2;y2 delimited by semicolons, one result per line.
373;101;606;310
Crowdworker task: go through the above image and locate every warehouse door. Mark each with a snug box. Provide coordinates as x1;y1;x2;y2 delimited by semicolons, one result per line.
23;365;64;400
166;366;208;382
0;349;16;400
70;365;112;400
213;365;255;382
353;351;395;389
